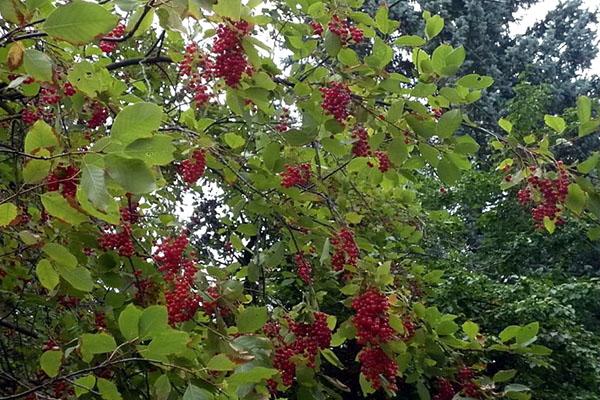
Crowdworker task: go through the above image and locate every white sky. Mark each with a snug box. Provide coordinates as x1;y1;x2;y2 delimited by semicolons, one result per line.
512;0;600;74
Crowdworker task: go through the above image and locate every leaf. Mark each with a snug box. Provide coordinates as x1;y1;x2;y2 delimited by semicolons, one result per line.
7;42;24;70
394;35;426;47
544;115;566;134
577;96;592;123
43;1;118;45
321;348;344;369
494;369;517;383
437;156;460;185
416;381;431;400
462;321;479;339
228;367;278;386
80;155;110;210
41;192;88;225
577;152;599;174
516;322;539;345
338;48;360;66
54;263;94;292
565;183;586;215
105;155;156;194
97;378;122;400
237;306;268;333
504;384;531;393
118;304;142;341
499;325;520;343
40;350;62;377
25;120;58;153
153;375;171;400
43;243;77;268
284;129;317;146
36;259;59;291
0;203;18;226
457;74;494;89
543;216;555;234
80;333;117;362
213;0;241;20
74;375;96;397
139;305;169;339
437;109;462;138
365;37;393;70
207;353;236;371
223;132;245;149
324;30;342;57
183;384;214;400
111;103;164;145
425;15;444;40
147;330;189;356
498;118;513;134
23;49;53;82
23;157;51;184
124;135;175;166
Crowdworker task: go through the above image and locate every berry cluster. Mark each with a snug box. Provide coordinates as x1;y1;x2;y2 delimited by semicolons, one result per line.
213;20;252;87
275;108;291;132
330;228;359;272
95;312;106;331
87;102;109;129
351;288;394;344
272;313;332;387
358;347;398;392
179;44;213;107
180;149;207;185
320;82;352;124
63;82;76;97
154;233;201;324
201;286;224;316
119;200;140;224
98;225;135;257
99;24;125;53
351;126;371;157
133;270;158;306
517;162;570;227
310;21;323;35
40;85;60;105
52;380;74;399
433;378;455;400
328;15;364;44
294;253;312;284
457;367;479;398
46;165;79;198
280;163;311;188
375;151;392;173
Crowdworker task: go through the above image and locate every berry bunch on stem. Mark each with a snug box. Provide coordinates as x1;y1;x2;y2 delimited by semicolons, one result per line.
212;20;252;87
320;82;352;125
294;253;312;284
330;228;359;272
180;149;207;185
46;165;79;198
280;163;311;188
99;24;125;53
351;126;371;157
328;15;364;44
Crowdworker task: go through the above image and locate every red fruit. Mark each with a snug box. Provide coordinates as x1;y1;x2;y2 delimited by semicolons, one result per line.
100;24;125;53
180;149;207;185
358;347;398;392
351;288;394;345
87;103;109;129
212;21;251;87
281;163;311;188
330;228;359;272
351;126;370;157
375;151;391;172
320;82;351;124
294;253;312;284
310;21;323;35
63;82;76;96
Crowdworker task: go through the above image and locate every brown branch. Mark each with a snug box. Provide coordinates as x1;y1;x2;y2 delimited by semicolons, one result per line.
0;320;38;338
106;56;173;71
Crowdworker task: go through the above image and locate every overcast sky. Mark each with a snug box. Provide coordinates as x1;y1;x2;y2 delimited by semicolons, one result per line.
513;0;599;74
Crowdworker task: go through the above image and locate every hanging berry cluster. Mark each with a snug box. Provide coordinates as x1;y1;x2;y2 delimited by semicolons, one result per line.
154;233;201;324
330;228;359;272
375;151;392;173
351;126;371;157
98;224;135;257
352;288;398;392
320;82;352;124
99;24;125;53
212;20;252;87
133;269;158;306
275;108;291;132
46;165;79;198
280;163;311;188
87;102;109;129
180;149;207;185
328;15;364;44
18;77;75;125
294;253;312;284
517;162;570;227
457;367;480;398
270;313;332;387
433;378;456;400
310;21;323;35
178;44;213;108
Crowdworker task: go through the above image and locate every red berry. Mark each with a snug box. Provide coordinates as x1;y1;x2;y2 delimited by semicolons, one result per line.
294;253;312;284
320;82;351;124
180;149;207;185
281;163;311;188
351;126;370;157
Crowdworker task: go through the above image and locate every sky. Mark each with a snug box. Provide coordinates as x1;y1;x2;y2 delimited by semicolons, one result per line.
512;0;600;74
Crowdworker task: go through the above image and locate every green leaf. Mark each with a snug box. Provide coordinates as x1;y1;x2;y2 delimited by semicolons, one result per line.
543;216;555;234
544;115;566;134
97;378;122;400
577;96;592;123
40;350;62;377
416;381;431;400
23;157;51;184
457;74;494;89
324;30;341;57
139;305;169;339
0;203;18;226
43;1;118;45
23;49;53;82
437;109;462;138
153;375;171;400
213;0;241;20
504;384;531;393
43;243;77;268
366;37;393;70
111;103;164;145
577;152;599;174
436;320;459;335
25;120;59;153
437;156;460;185
105;155;156;194
565;183;586;215
54;263;94;292
41;192;88;225
36;259;59;291
228;367;277;386
462;321;479;339
237;306;268;333
80;333;117;362
494;369;517;383
338;48;360;66
498;118;513;134
254;71;276;90
284;129;317;146
394;35;426;47
425;15;444;40
207;353;236;371
516;322;539;345
183;384;214;400
118;304;142;341
124;135;175;166
74;375;96;397
80;155;110;210
499;325;520;343
223;132;246;149
147;330;189;356
321;348;344;369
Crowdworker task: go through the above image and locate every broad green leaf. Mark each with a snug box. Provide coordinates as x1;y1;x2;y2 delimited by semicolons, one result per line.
118;304;142;341
544;115;566;134
516;322;539;345
43;243;77;268
324;30;341;57
565;183;586;215
54;263;94;292
498;118;513;134
253;71;276;90
338;48;360;66
543;216;555;234
425;15;444;39
146;330;189;357
504;384;531;393
41;192;88;225
437;156;460;185
577;152;599;174
23;156;51;184
25;120;58;153
97;378;122;400
183;384;214;400
462;321;479;339
36;259;59;290
207;353;236;371
223;132;245;149
416;381;431;400
80;155;110;210
321;348;344;369
43;2;118;45
23;49;53;82
124;135;175;166
366;37;393;70
213;0;241;20
228;367;277;386
437;109;462;138
0;203;18;226
80;333;117;362
394;35;426;47
237;306;268;333
499;325;520;343
40;350;62;377
577;96;591;122
105;155;156;194
139;305;169;338
74;375;96;397
111;103;164;145
494;369;517;383
153;375;171;400
457;74;494;89
455;135;480;155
